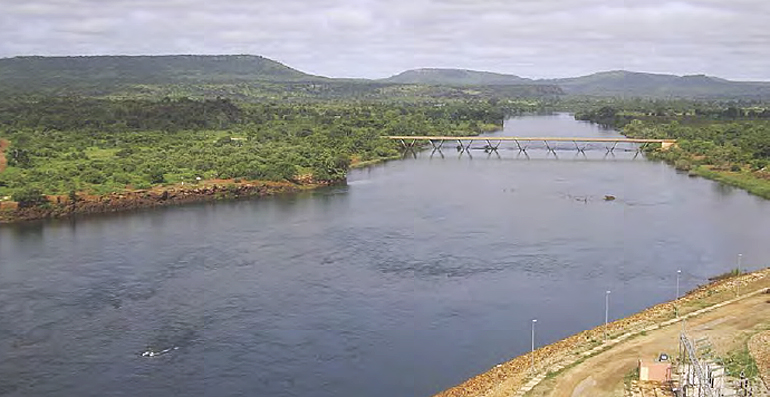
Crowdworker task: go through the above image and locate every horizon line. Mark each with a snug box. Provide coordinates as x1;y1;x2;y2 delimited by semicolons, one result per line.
1;53;769;83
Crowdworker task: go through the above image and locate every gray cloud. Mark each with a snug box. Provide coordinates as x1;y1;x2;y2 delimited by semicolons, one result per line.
1;0;768;80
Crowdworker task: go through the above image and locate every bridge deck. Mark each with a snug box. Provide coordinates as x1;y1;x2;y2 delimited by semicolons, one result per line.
385;136;675;143
385;136;676;153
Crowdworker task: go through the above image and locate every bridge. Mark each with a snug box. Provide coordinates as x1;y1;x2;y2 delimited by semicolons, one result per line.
385;136;676;154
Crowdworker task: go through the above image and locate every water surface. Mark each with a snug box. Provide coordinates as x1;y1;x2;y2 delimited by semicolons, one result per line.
2;114;769;397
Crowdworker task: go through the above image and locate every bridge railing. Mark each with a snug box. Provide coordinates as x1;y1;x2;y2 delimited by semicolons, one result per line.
383;136;676;153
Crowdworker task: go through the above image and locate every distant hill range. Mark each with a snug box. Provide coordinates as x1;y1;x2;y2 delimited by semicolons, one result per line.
543;70;770;99
0;55;324;89
382;68;770;99
381;68;531;86
1;55;768;99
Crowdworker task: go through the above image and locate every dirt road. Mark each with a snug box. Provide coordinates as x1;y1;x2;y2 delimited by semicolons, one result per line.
527;291;770;397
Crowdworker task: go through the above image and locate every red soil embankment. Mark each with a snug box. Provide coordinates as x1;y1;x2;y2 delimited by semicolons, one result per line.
0;179;329;223
0;139;8;173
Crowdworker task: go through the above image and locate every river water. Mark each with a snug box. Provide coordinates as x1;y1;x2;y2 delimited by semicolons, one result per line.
1;114;769;397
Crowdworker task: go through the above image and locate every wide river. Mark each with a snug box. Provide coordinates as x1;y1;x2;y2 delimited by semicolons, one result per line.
1;114;769;397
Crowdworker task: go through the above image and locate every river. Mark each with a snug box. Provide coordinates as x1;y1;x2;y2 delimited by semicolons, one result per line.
1;113;769;397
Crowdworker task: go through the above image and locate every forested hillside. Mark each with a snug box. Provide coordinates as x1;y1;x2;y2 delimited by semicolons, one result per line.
0;55;320;87
0;56;562;100
5;55;769;100
552;71;770;99
381;68;530;85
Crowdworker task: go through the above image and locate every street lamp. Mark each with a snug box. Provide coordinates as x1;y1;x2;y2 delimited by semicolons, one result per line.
676;270;682;318
737;253;743;297
604;290;611;341
531;319;537;374
676;270;682;300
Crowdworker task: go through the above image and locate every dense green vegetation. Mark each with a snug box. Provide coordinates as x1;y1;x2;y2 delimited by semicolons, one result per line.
2;55;770;214
0;97;521;199
575;103;770;198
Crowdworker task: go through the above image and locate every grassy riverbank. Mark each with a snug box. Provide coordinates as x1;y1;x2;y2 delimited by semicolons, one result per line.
689;166;770;199
575;104;770;200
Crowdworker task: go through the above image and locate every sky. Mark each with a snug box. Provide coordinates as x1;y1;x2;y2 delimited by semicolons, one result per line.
1;0;769;80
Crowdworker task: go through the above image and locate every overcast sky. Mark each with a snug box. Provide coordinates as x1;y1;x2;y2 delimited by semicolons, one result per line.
2;0;769;80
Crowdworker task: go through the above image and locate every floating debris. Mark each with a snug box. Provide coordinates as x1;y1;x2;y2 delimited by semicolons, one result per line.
141;346;178;357
604;195;616;201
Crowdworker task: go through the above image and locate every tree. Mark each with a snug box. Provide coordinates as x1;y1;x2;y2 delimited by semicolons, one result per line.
13;187;48;208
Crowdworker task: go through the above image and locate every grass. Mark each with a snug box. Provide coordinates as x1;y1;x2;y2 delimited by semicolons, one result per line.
709;268;742;282
623;366;640;389
349;154;403;169
692;166;770;200
84;147;120;160
722;342;760;379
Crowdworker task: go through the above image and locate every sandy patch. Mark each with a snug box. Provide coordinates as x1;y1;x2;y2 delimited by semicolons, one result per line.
748;329;770;388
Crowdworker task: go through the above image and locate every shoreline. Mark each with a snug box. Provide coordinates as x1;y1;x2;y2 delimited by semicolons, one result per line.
433;267;770;397
689;165;770;200
0;179;335;224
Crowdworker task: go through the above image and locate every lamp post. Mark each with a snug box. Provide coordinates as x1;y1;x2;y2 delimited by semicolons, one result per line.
531;319;537;374
737;253;743;297
676;270;682;318
604;290;611;341
676;270;681;300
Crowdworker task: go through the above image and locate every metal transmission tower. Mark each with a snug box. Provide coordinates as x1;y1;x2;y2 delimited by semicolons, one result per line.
678;332;720;397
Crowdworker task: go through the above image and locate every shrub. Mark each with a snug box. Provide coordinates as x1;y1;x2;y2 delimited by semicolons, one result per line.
674;159;692;171
13;187;48;208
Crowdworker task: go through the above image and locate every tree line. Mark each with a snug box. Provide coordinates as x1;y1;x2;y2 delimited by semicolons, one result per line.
575;101;770;198
0;97;523;203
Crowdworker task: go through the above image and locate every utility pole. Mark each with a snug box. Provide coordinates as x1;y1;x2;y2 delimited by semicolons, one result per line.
604;290;611;341
676;270;682;318
737;253;742;297
531;319;537;375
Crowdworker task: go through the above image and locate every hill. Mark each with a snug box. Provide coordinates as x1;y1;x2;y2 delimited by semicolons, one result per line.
382;68;770;99
548;70;770;99
381;68;530;85
0;56;561;100
2;55;768;99
0;55;323;93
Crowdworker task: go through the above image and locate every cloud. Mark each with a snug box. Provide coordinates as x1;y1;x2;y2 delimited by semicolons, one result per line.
1;0;768;80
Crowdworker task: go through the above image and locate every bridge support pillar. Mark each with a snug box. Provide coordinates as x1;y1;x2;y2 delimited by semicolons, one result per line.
572;140;587;153
543;140;555;153
484;139;501;151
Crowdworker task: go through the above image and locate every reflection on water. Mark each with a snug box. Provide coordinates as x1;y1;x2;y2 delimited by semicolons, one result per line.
1;114;769;397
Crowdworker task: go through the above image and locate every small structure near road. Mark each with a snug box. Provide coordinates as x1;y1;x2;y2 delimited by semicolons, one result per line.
639;359;673;382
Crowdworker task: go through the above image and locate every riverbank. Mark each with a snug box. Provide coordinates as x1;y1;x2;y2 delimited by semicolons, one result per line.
434;267;770;397
0;179;332;224
689;166;770;200
350;154;404;169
